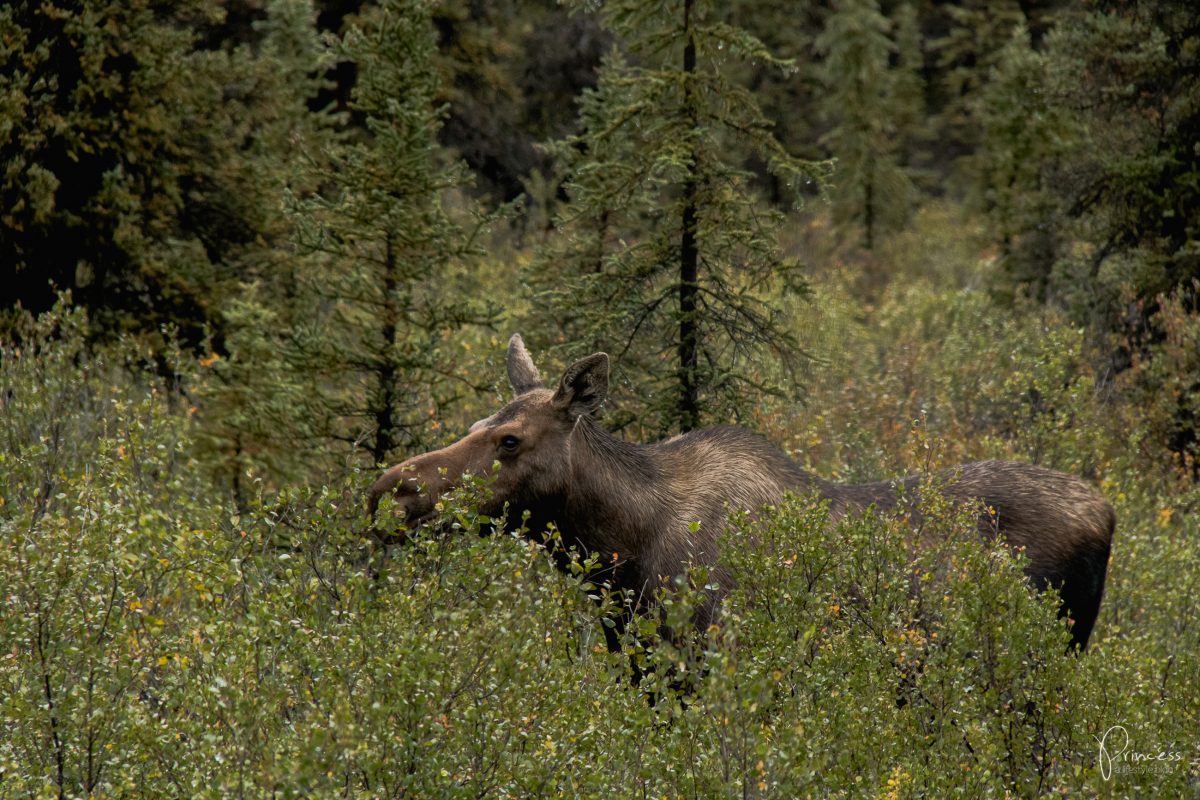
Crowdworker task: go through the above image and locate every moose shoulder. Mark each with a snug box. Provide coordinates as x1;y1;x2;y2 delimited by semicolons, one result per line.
369;335;1115;650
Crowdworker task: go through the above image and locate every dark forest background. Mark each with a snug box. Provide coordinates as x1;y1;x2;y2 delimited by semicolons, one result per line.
2;1;1199;796
5;0;1198;490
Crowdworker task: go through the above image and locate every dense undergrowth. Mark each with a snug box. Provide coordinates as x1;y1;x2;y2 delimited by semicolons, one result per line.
3;238;1200;797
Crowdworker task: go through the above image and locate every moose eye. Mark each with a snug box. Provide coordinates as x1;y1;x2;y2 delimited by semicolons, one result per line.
499;435;521;452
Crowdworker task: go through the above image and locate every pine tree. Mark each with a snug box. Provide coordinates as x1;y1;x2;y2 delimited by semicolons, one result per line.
928;0;1039;184
185;0;341;495
532;0;825;435
286;0;497;467
815;0;920;252
970;25;1073;301
977;1;1200;330
975;2;1200;472
891;2;927;177
721;0;828;205
0;1;318;344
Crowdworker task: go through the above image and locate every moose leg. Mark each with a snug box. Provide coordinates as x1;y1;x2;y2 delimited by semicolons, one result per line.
1027;538;1112;650
1060;539;1112;650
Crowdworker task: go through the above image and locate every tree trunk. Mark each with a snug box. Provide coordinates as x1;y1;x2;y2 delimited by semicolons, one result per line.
678;0;700;433
374;232;399;464
864;167;875;251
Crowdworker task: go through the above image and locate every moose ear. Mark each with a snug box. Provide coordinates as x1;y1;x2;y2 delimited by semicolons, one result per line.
552;352;609;417
507;334;542;395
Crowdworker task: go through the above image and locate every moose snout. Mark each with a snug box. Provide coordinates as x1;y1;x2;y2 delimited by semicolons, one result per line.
367;459;451;527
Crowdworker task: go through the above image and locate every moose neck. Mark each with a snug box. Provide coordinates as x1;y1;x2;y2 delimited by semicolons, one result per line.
559;416;677;561
553;417;826;565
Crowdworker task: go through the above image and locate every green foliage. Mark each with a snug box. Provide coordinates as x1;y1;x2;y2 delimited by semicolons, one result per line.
430;1;608;204
815;0;920;251
531;0;827;435
0;303;617;796
707;494;1083;796
974;2;1200;330
929;0;1038;186
964;2;1200;474
0;302;220;794
4;1;1200;795
190;287;326;494
720;0;826;195
1114;286;1200;479
284;0;499;467
4;299;1198;797
0;0;323;343
5;0;1197;480
967;25;1073;298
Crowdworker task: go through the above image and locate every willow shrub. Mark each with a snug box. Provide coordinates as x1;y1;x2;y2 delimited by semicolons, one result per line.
3;305;1198;797
0;306;617;797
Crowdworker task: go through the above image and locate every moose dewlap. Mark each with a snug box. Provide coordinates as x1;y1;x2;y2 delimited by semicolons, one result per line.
370;335;1115;650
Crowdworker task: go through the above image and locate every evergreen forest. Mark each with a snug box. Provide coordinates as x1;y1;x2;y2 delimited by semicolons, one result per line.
2;0;1199;796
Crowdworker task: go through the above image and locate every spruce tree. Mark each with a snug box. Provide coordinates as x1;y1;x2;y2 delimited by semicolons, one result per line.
721;0;828;204
929;0;1038;183
976;1;1200;329
890;2;927;177
186;0;341;494
533;0;825;435
286;0;497;467
815;0;920;252
974;2;1200;471
970;26;1072;300
0;1;318;344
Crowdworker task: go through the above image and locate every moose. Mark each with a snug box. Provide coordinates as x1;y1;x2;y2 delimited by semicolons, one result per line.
370;335;1115;651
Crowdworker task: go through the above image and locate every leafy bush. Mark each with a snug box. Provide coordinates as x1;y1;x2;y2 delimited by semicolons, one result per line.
3;302;1197;797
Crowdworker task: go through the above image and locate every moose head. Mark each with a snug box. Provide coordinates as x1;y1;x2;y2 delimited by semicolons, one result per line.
368;334;610;531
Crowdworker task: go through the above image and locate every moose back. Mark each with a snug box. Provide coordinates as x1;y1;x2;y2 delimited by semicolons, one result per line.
370;335;1115;649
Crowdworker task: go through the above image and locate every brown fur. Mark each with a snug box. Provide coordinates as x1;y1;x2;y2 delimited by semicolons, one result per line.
370;335;1115;649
